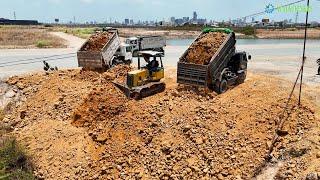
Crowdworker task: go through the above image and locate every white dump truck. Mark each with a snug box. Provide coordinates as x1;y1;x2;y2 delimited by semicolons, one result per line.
125;36;166;56
77;29;133;70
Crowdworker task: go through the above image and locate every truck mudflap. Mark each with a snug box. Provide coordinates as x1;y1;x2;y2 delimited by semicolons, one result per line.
177;62;208;87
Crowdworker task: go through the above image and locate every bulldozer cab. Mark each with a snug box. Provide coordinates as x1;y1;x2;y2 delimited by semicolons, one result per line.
137;51;164;81
138;51;164;69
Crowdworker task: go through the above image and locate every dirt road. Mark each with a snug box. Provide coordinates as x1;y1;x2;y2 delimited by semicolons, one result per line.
50;32;86;49
0;32;84;78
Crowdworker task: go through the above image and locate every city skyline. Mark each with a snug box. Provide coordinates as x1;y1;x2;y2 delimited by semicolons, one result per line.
1;0;320;23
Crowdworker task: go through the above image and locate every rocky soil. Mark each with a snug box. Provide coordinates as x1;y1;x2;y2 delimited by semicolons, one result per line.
185;32;227;65
0;66;319;179
80;32;113;52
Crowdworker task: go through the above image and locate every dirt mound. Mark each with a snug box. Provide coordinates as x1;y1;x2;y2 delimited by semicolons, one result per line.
72;83;128;132
70;74;318;179
185;32;227;65
80;32;113;52
2;69;319;179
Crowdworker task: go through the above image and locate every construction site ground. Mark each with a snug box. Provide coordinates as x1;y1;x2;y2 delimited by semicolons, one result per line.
0;65;319;179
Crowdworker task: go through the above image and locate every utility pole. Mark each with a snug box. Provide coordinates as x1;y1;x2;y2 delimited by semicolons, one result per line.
13;11;16;20
73;16;76;24
298;0;310;105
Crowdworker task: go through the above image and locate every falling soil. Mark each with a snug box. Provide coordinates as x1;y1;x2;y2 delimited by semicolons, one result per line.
80;32;113;52
185;32;227;65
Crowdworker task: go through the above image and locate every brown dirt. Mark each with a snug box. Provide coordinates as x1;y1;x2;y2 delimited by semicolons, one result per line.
184;32;227;65
1;67;319;179
80;32;113;52
256;29;320;39
0;26;67;49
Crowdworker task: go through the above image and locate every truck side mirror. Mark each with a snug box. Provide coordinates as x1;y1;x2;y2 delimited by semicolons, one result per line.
248;55;252;60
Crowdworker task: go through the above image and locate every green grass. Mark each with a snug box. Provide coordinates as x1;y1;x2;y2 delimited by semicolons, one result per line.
35;40;50;48
0;138;34;180
0;109;34;179
63;28;96;39
237;26;256;36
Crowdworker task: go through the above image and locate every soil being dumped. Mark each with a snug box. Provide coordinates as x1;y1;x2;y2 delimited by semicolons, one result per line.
80;32;113;52
185;32;227;65
1;67;319;179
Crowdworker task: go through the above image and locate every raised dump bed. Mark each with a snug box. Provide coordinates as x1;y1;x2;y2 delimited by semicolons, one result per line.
177;28;250;94
77;29;121;70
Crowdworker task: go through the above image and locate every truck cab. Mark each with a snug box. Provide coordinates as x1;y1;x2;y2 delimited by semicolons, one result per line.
113;43;133;65
125;37;139;52
125;36;166;57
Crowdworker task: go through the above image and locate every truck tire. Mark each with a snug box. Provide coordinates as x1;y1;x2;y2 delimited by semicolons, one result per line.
237;71;247;84
216;79;228;94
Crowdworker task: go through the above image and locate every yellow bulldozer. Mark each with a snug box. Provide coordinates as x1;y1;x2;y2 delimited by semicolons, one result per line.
113;51;166;100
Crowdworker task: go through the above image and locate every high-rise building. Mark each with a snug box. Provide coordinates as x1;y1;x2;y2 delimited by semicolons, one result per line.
193;11;197;20
170;17;176;23
130;19;134;25
124;19;129;25
183;17;190;22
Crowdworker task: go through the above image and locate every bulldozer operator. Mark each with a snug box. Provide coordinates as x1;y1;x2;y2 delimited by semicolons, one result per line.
142;54;160;75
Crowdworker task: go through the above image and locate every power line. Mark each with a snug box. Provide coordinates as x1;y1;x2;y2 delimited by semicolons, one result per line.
241;0;305;20
0;53;76;66
0;55;76;68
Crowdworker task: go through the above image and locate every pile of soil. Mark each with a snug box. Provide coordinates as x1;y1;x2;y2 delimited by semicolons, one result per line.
185;32;227;65
81;32;113;52
1;68;319;179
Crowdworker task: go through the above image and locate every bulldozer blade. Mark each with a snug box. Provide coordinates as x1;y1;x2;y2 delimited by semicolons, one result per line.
112;82;131;98
113;81;166;100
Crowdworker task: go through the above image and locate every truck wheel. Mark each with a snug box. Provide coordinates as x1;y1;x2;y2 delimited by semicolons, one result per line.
237;71;247;84
217;79;228;94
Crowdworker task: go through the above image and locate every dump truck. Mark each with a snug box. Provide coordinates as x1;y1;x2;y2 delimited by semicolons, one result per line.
177;28;251;94
125;36;166;56
77;29;122;70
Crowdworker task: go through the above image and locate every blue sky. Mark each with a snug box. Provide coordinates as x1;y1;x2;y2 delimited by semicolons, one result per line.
1;0;319;23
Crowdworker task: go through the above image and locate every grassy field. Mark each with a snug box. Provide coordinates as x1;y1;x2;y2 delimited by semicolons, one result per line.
53;27;96;39
0;26;67;49
0;109;35;179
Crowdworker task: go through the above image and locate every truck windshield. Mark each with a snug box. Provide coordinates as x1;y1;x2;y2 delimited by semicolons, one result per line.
126;46;132;52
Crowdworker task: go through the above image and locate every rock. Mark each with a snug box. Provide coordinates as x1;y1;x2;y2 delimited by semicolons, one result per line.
5;90;15;98
276;129;289;136
95;134;109;143
156;112;164;118
20;110;27;119
306;172;318;180
217;174;224;180
183;125;192;132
